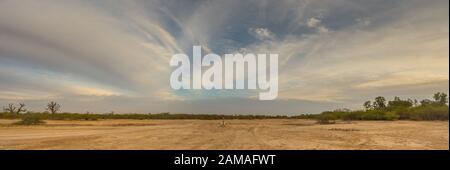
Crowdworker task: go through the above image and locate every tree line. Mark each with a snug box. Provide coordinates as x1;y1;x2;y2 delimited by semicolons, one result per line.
317;92;449;123
2;101;61;114
363;92;448;111
1;92;448;122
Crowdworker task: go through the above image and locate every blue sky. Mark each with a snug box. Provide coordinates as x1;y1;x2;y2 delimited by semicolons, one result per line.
0;0;448;114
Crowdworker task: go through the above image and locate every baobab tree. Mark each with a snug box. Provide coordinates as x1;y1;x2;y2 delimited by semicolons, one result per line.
46;101;61;114
3;103;16;114
3;103;27;114
16;103;27;114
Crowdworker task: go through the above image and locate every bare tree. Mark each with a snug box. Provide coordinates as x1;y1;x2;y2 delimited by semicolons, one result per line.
46;101;61;114
3;103;16;114
16;103;27;114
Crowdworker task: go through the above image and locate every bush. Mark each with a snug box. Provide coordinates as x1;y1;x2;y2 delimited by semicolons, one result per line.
359;110;399;120
383;111;400;120
316;104;448;121
403;105;449;120
316;113;338;124
14;115;45;125
319;109;399;121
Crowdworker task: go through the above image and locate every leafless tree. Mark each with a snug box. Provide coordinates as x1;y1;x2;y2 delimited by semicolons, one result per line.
2;103;26;114
16;103;27;114
46;101;61;114
3;103;16;114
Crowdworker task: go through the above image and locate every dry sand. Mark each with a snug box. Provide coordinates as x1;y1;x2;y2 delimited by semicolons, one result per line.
0;119;448;150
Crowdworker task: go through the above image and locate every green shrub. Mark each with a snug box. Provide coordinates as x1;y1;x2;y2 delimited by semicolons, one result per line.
316;113;338;124
384;111;400;120
319;109;399;121
316;104;447;121
14;115;45;125
407;105;449;120
359;110;398;120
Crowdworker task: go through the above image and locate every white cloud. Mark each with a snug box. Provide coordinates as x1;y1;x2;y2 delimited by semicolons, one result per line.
248;28;275;40
240;0;449;104
307;17;329;33
307;17;321;28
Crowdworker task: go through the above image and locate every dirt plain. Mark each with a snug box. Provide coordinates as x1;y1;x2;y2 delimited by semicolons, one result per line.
0;119;448;150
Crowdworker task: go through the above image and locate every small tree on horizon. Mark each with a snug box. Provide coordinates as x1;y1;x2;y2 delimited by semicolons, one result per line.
373;96;386;109
16;103;27;114
46;101;61;114
387;97;413;109
3;103;16;114
3;103;27;114
433;92;448;105
363;101;372;110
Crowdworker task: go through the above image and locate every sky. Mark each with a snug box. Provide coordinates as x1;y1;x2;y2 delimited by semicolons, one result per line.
0;0;448;115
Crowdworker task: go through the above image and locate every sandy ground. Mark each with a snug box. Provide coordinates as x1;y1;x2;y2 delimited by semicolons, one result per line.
0;119;448;150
